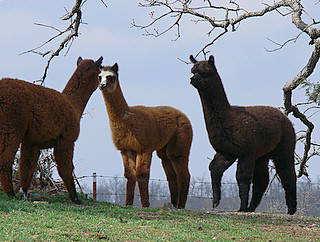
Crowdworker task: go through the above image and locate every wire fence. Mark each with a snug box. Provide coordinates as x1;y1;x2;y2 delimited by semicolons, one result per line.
75;173;320;216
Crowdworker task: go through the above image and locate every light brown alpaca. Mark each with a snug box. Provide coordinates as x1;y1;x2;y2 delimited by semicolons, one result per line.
0;56;103;204
98;63;193;208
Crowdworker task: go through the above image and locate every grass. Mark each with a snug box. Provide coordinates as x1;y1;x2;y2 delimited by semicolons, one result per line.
0;191;319;241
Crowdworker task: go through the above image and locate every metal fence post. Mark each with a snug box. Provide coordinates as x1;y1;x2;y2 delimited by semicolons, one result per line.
93;172;97;200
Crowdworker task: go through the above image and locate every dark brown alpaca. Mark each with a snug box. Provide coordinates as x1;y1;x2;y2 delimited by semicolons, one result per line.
98;63;192;208
189;55;297;215
0;56;103;204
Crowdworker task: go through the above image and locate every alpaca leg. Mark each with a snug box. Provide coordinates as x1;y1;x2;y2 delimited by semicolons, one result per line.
161;160;178;207
209;153;235;208
170;157;190;209
54;142;80;204
248;157;269;212
19;143;40;198
136;153;152;207
164;127;192;209
157;148;178;207
121;151;137;206
0;135;20;197
236;157;255;212
273;157;297;215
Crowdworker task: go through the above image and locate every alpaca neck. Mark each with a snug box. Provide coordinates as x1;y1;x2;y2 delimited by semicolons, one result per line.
102;82;130;122
62;74;96;118
198;73;231;127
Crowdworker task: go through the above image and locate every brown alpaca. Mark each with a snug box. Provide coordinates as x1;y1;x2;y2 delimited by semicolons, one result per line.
98;63;192;208
189;55;297;215
0;56;103;204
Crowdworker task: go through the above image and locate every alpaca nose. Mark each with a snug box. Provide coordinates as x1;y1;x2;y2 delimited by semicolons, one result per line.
100;83;107;89
190;73;201;87
190;73;201;82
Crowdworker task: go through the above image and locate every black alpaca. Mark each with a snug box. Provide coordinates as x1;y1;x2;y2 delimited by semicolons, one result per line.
189;55;297;215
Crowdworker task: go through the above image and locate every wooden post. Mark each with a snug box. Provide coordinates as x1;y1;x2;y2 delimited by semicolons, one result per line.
93;172;97;201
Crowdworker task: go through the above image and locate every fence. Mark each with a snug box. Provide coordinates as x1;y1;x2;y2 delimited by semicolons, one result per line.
75;173;320;216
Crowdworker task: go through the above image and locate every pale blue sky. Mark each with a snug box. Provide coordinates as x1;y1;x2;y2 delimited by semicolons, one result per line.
0;0;319;183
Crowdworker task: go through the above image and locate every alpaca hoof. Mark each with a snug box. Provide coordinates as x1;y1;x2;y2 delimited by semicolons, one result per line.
212;199;220;209
141;202;150;208
7;192;16;199
238;208;249;213
248;206;256;213
287;208;296;215
71;196;82;205
73;199;82;205
18;188;30;201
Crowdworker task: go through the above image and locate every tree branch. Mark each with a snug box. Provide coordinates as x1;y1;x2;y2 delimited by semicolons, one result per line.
21;0;84;84
136;0;320;177
283;40;320;177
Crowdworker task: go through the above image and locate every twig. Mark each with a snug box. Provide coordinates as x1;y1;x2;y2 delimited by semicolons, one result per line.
22;0;84;85
283;40;320;177
99;0;108;8
134;0;320;177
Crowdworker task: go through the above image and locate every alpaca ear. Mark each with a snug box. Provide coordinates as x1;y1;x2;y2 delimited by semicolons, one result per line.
112;63;118;73
95;56;103;67
189;55;197;64
77;56;83;66
208;55;215;66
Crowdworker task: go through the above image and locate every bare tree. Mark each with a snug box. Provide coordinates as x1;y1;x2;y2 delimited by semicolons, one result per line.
133;0;320;178
20;0;107;84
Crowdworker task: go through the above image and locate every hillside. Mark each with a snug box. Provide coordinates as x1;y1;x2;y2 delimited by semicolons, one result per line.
0;192;319;241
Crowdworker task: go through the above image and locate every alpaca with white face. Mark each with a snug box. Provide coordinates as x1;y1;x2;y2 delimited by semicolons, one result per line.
98;63;193;208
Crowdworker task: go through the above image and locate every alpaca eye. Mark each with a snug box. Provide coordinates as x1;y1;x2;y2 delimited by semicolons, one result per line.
107;76;115;82
98;76;102;82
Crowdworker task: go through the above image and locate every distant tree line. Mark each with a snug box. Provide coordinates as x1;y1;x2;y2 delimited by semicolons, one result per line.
80;175;320;216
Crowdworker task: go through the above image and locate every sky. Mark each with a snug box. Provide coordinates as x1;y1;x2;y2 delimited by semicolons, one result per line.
0;0;319;185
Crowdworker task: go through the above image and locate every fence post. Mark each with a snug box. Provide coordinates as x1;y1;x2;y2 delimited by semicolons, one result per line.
93;172;97;201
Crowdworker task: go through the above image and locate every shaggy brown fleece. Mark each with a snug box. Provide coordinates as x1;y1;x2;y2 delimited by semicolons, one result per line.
98;63;192;208
190;55;297;215
0;56;102;203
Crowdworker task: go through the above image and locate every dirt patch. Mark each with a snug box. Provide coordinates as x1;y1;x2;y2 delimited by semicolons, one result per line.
63;200;320;239
208;210;320;224
135;209;177;221
207;211;320;239
132;209;320;239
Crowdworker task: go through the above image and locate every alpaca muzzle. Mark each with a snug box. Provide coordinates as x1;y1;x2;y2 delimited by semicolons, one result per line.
98;75;107;89
100;82;107;89
99;77;116;92
190;73;201;87
99;80;113;90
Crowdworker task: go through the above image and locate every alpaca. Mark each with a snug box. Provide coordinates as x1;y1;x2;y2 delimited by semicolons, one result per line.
0;56;103;204
98;63;193;208
189;55;297;215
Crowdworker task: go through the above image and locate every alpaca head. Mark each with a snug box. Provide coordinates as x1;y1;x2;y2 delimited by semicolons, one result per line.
74;56;103;91
98;63;119;93
189;55;217;90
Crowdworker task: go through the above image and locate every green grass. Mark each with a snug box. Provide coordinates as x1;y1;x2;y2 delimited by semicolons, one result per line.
0;191;319;241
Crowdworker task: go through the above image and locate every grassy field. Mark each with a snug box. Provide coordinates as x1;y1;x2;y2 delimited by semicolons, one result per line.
0;191;319;241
